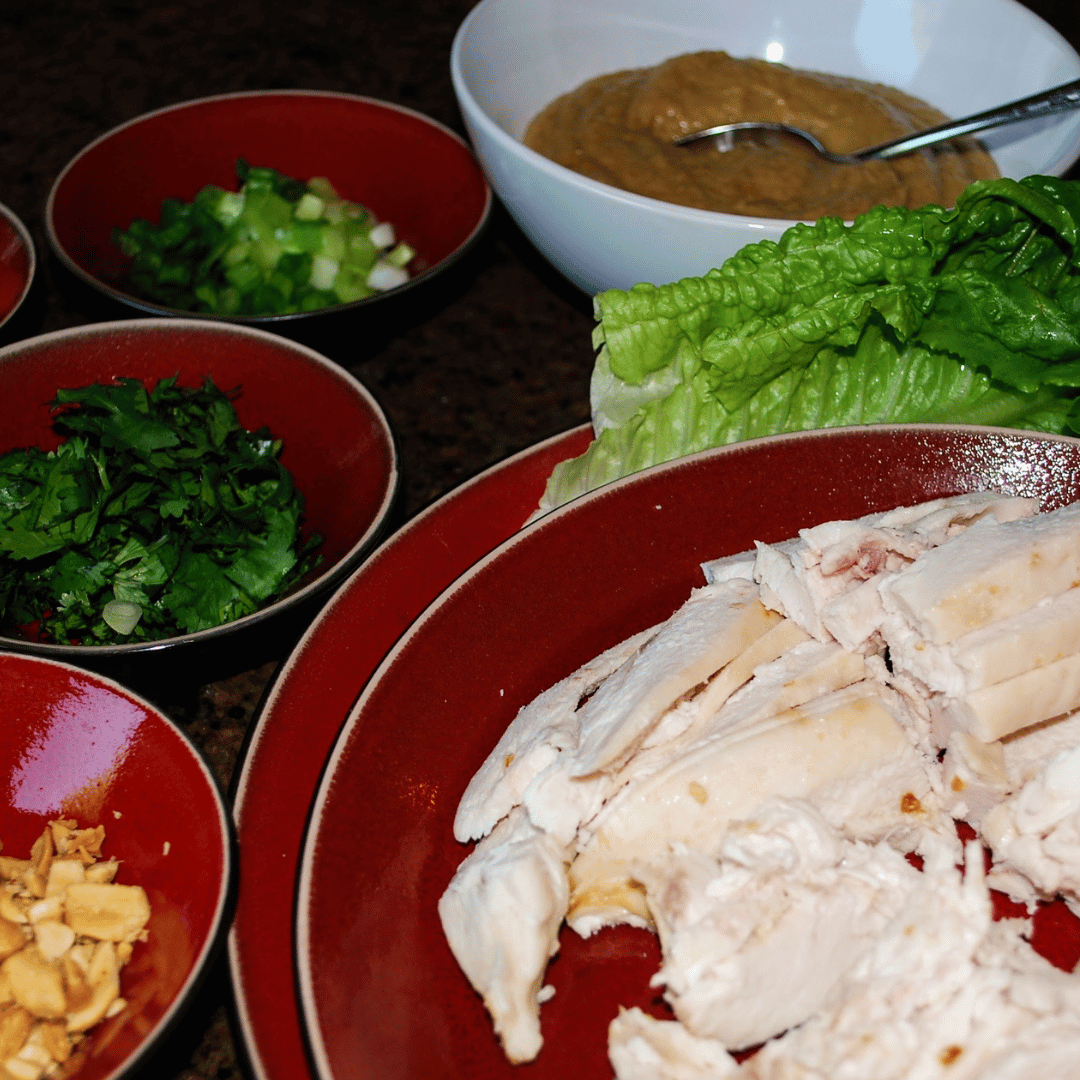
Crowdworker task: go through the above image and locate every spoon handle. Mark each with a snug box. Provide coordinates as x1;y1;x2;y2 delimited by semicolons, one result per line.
858;77;1080;161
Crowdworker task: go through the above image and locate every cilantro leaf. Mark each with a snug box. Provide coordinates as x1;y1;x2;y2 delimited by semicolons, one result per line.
0;377;321;644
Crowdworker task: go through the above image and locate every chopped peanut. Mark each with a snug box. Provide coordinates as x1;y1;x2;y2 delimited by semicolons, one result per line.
0;892;27;926
45;859;85;899
26;898;62;926
64;884;150;943
0;920;26;962
39;1019;71;1063
0;1003;33;1059
3;948;66;1019
0;820;152;1074
32;921;75;964
82;861;118;886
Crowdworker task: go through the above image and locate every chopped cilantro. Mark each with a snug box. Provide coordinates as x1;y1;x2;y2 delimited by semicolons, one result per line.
0;376;321;645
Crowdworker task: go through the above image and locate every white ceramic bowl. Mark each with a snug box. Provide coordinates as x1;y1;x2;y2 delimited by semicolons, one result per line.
451;0;1080;295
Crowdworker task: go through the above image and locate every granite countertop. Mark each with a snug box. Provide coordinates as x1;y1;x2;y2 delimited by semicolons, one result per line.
3;1;1080;1077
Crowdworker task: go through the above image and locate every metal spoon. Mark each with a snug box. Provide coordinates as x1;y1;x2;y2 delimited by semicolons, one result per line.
673;77;1080;163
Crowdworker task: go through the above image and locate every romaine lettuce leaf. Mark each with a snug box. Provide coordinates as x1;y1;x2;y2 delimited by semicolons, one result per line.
540;175;1080;513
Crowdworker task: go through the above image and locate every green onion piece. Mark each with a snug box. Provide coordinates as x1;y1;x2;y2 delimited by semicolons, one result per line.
386;241;415;268
294;193;325;221
102;600;142;635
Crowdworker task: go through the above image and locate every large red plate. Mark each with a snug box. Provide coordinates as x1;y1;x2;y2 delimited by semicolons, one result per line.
228;424;593;1080
296;425;1080;1080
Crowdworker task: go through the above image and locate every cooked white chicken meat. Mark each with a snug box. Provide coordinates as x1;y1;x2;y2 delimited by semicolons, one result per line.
981;743;1080;910
748;492;1038;653
633;800;926;1050
568;678;940;936
439;492;1080;1076
611;834;1080;1080
741;843;1080;1080
437;807;569;1063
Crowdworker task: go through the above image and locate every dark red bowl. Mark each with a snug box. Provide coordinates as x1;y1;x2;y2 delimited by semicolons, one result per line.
296;424;1080;1080
45;90;491;333
0;319;397;676
0;651;233;1080
0;200;35;334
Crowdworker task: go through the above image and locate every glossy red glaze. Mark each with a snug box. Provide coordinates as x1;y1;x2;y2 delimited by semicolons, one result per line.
46;90;490;313
230;424;593;1080
0;319;396;658
0;652;232;1080
296;425;1080;1080
0;201;35;329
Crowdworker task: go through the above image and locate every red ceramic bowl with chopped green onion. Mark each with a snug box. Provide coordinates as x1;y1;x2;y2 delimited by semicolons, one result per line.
44;90;491;347
0;200;35;336
0;319;397;683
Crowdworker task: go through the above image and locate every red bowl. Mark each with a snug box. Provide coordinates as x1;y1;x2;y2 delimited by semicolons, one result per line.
296;424;1080;1080
0;319;397;670
0;650;233;1080
0;200;35;333
45;90;491;328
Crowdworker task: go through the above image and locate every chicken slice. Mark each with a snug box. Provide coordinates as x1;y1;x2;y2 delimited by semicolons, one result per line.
569;579;781;777
568;681;937;936
635;801;924;1051
941;731;1012;828
453;623;658;843
609;1008;740;1080
932;650;1080;742
888;586;1080;699
879;500;1080;647
981;742;1080;908
1001;709;1080;786
754;493;1037;651
743;843;1080;1080
437;808;569;1063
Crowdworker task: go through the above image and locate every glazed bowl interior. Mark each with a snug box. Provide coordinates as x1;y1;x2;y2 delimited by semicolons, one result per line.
46;90;491;329
297;425;1080;1080
0;651;233;1080
0;319;397;671
451;0;1080;293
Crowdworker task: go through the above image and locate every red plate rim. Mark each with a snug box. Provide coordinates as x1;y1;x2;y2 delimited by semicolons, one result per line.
228;424;593;1080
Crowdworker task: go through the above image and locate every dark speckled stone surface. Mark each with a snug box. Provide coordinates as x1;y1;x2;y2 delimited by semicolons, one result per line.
2;1;1079;1077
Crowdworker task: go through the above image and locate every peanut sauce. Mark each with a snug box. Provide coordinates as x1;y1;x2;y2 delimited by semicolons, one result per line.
524;51;999;220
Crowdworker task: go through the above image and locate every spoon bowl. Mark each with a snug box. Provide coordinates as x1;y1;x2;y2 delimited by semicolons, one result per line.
676;76;1080;163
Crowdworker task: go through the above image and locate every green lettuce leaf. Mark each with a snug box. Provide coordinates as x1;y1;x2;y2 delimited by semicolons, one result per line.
541;175;1080;513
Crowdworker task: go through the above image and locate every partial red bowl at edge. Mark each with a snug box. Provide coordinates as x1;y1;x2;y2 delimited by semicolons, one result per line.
45;89;492;332
0;651;234;1080
0;200;35;335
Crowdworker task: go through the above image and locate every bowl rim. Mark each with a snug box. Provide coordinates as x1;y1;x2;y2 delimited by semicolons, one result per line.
0;198;37;331
0;649;237;1080
0;316;399;658
450;0;1080;231
44;87;493;324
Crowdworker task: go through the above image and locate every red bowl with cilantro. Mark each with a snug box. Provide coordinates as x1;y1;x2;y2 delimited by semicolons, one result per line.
0;200;35;335
0;319;397;676
44;90;491;345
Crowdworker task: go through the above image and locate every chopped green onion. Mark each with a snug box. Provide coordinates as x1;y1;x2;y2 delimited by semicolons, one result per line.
368;221;396;248
112;162;415;315
102;600;142;636
367;261;409;291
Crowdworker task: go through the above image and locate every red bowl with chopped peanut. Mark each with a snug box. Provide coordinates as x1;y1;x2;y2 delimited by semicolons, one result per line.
0;652;233;1080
